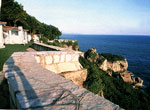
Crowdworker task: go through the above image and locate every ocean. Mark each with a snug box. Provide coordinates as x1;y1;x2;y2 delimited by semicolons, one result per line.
61;34;150;87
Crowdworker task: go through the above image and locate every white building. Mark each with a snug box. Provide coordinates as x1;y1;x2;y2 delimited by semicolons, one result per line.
27;34;40;42
33;34;40;42
27;34;32;42
0;21;7;48
3;26;28;44
0;21;29;48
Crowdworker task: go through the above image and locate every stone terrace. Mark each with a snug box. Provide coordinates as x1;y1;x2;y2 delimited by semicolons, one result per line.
3;43;123;109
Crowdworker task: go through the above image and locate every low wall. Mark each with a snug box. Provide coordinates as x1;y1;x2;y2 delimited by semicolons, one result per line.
48;39;77;43
34;51;87;86
3;52;122;109
34;51;83;73
32;42;78;52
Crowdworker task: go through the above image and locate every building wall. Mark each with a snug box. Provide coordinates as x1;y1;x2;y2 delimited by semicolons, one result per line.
0;25;4;48
4;27;28;44
24;31;28;44
27;34;32;42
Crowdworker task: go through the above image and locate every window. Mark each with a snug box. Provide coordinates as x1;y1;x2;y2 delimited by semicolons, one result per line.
12;30;18;36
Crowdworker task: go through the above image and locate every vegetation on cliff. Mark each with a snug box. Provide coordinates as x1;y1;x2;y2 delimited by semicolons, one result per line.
40;39;79;51
100;53;125;62
80;49;150;110
0;0;62;40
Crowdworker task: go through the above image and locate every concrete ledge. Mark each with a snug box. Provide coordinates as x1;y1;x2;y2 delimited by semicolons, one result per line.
3;51;122;109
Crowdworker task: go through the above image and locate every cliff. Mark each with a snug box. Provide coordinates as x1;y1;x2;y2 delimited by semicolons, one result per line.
84;48;143;88
99;59;128;74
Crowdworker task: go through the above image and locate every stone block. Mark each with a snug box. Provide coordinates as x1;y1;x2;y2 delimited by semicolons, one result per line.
74;62;82;70
60;54;65;63
66;54;72;62
72;54;79;62
35;56;41;63
57;63;78;73
60;69;87;87
45;56;53;64
53;55;60;63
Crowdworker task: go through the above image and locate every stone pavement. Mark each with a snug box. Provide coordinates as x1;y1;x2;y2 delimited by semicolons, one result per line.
3;52;123;110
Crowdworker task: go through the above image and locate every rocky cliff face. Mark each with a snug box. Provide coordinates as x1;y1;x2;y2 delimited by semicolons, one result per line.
120;72;143;88
99;59;128;73
84;48;143;88
85;48;128;74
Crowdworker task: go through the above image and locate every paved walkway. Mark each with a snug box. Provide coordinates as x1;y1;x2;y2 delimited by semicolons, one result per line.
4;52;122;109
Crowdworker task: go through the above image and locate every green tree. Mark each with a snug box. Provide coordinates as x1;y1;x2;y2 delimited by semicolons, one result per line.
0;0;62;40
0;0;26;26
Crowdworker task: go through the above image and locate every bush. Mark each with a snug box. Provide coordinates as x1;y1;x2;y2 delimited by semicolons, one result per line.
100;53;125;62
39;35;48;43
66;41;73;46
73;41;78;50
79;56;150;110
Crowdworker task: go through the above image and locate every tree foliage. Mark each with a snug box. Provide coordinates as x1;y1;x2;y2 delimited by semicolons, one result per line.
100;53;125;62
0;0;62;40
79;56;150;110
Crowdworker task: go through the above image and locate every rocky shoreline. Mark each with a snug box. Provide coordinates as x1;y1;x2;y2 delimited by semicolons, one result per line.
84;48;143;89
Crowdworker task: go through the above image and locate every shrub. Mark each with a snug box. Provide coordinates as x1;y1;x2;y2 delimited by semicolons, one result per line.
79;56;150;110
66;41;73;46
100;53;125;62
72;41;78;50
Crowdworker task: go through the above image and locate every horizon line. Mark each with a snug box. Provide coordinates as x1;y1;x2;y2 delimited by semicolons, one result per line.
62;33;150;36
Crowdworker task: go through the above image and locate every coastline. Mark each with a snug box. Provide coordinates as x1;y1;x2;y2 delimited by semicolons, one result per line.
61;34;150;88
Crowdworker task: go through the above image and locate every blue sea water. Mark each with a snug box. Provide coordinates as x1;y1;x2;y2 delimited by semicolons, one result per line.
61;34;150;87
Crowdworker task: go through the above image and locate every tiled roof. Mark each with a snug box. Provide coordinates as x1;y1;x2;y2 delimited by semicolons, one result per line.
23;29;29;31
0;21;7;25
3;26;18;30
3;26;29;31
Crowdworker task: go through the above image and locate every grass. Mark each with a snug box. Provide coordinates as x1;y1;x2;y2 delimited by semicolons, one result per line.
0;42;33;71
0;42;32;109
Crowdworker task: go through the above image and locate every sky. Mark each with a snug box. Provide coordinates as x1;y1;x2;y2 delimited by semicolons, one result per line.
15;0;150;35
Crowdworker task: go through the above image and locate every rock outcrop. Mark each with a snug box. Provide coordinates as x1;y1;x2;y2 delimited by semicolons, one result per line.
99;59;128;73
120;72;133;83
120;72;143;88
84;48;99;63
133;77;143;88
84;48;143;88
85;48;128;75
60;69;87;87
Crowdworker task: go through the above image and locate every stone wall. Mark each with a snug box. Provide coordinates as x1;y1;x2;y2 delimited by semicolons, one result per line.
3;52;122;110
34;51;86;86
33;42;75;51
35;51;83;73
